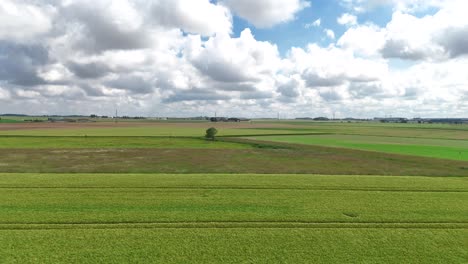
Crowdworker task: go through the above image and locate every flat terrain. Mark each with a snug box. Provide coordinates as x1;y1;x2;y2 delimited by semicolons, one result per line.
251;134;468;160
1;144;467;175
0;120;467;263
0;136;252;149
0;173;467;263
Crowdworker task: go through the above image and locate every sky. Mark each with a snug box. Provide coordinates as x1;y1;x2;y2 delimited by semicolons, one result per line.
0;0;467;118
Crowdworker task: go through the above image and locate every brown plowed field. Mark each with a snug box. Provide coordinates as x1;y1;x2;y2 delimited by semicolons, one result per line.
0;121;296;131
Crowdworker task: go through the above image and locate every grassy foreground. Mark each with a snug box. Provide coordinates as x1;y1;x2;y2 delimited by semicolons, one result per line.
1;228;466;264
0;173;466;263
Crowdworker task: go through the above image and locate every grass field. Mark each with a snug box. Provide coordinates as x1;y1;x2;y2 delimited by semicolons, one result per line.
0;119;22;123
0;173;466;263
0;136;252;149
0;121;467;263
251;134;468;161
2;228;466;263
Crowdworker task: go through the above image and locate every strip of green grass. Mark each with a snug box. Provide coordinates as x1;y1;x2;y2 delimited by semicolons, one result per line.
2;188;465;224
1;173;467;190
0;119;22;123
0;136;251;149
246;122;468;140
0;174;466;224
1;228;465;263
251;134;468;161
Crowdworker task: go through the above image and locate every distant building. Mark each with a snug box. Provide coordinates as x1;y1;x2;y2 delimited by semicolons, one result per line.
374;117;408;123
414;118;468;124
210;117;250;122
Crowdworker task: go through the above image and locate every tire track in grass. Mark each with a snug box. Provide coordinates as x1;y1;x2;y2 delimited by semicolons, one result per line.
0;221;467;230
1;187;467;192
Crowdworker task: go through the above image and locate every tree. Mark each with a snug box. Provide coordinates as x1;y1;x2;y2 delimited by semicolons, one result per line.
205;127;218;140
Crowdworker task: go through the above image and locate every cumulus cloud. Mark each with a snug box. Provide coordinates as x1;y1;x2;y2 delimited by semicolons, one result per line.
286;44;390;103
59;0;151;53
188;29;281;86
338;1;468;60
105;75;154;94
340;0;450;13
0;43;49;86
150;0;232;35
163;88;230;103
0;87;11;100
338;24;385;57
277;76;302;99
337;13;358;26
305;19;321;29
0;0;466;117
324;29;336;39
67;61;112;79
0;0;54;41
437;26;468;58
222;0;310;28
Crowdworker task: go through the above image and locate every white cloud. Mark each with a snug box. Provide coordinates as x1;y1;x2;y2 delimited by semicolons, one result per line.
0;0;466;118
0;87;11;100
340;0;450;13
337;13;357;26
338;24;386;57
0;0;54;41
324;29;336;39
338;0;468;60
305;19;321;29
151;0;232;36
222;0;310;28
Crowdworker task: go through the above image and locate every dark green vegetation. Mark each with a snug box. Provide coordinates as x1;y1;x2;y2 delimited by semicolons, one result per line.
0;119;21;123
205;127;218;140
0;174;467;263
0;121;467;263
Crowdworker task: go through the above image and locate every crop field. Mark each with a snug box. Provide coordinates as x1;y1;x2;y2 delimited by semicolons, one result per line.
0;136;253;149
0;121;467;263
1;173;467;263
251;134;468;160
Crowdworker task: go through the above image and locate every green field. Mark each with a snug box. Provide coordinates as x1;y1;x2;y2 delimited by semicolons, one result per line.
0;173;467;263
0;121;467;262
0;119;22;123
251;134;468;161
249;121;468;140
3;228;466;263
0;136;251;149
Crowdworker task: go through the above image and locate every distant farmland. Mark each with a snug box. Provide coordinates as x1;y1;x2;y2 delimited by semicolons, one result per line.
250;134;468;160
0;121;467;263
